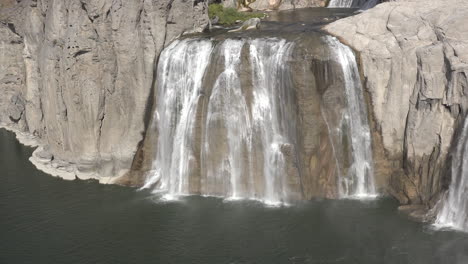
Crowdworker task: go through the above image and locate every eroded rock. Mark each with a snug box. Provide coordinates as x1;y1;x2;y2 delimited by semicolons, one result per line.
0;0;209;182
326;0;468;206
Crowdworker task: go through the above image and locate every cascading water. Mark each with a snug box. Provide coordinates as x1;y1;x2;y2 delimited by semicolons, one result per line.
435;115;468;231
145;37;296;204
248;39;296;204
328;0;379;9
328;0;354;8
142;32;377;203
141;39;213;199
325;36;376;198
202;39;252;199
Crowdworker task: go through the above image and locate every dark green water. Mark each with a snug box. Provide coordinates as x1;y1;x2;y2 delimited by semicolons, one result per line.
1;128;468;264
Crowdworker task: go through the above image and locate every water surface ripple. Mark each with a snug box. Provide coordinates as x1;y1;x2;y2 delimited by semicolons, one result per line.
1;129;468;264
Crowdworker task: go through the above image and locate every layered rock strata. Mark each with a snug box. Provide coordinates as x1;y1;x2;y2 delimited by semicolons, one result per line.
0;0;209;182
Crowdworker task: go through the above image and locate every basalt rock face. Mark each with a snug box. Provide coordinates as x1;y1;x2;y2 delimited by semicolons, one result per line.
0;22;27;131
0;0;209;181
326;0;468;207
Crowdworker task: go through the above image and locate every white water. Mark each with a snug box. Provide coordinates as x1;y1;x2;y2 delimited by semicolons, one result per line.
145;38;296;204
144;36;376;202
435;116;468;231
326;37;377;198
249;39;295;205
328;0;379;9
328;0;354;8
141;39;213;198
202;39;252;199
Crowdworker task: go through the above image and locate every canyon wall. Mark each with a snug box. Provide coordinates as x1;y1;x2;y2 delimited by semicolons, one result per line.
0;0;209;181
2;0;467;208
326;0;468;209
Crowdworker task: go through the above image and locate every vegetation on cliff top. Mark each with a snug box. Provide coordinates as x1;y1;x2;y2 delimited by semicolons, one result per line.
208;4;265;26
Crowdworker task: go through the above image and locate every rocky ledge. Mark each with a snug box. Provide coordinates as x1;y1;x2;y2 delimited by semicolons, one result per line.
326;0;468;212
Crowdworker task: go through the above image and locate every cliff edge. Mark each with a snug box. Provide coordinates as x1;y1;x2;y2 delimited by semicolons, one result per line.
326;0;468;211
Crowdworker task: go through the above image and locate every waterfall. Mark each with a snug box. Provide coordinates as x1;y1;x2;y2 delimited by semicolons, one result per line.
328;0;354;8
141;39;213;198
325;36;376;198
328;0;379;9
144;37;296;204
248;39;296;204
202;39;252;199
435;116;468;231
143;35;376;202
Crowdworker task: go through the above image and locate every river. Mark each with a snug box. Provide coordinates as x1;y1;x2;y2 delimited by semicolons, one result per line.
1;129;468;263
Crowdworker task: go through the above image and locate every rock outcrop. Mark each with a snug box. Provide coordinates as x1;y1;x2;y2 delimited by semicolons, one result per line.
326;0;468;208
0;0;209;182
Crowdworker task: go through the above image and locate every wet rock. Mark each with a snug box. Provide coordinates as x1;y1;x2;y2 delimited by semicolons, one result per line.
229;18;261;32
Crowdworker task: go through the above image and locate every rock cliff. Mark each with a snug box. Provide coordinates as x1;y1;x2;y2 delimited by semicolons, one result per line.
0;0;209;182
2;0;467;209
326;0;468;209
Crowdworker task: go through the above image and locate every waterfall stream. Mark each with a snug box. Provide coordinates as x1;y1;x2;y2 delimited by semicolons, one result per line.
325;37;376;198
435;116;468;231
202;39;252;200
328;0;379;9
143;36;376;203
249;39;296;204
141;39;214;198
144;38;297;204
328;0;354;8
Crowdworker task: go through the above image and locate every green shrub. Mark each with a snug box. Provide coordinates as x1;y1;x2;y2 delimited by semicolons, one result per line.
208;4;264;26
